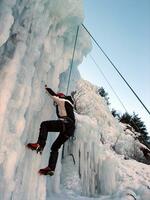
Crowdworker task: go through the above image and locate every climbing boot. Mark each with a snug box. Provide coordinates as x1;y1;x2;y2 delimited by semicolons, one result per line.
38;166;54;176
26;143;43;154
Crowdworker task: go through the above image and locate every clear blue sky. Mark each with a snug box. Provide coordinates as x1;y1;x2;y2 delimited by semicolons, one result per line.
79;0;150;133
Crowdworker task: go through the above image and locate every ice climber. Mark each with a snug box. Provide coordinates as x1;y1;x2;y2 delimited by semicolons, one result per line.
26;85;75;176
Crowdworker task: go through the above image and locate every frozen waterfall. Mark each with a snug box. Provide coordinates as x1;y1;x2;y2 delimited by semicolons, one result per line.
0;0;150;200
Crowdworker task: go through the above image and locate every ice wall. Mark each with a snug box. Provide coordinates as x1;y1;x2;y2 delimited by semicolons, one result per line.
0;0;91;199
0;1;149;200
61;80;150;199
62;80;121;196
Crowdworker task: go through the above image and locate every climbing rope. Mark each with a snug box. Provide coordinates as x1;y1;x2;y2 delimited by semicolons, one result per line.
66;25;80;95
81;24;150;116
90;54;128;112
89;54;144;149
62;25;80;162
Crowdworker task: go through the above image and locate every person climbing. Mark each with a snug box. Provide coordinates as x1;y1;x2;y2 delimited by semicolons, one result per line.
26;85;75;176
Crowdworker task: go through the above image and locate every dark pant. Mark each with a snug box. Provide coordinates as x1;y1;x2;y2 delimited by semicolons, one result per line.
37;119;75;171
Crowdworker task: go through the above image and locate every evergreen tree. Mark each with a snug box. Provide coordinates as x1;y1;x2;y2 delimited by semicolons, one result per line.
120;112;132;124
131;112;148;142
120;112;149;144
111;109;120;119
98;87;110;105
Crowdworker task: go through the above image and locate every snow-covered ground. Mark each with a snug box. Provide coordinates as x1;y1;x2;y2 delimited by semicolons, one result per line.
0;0;150;200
